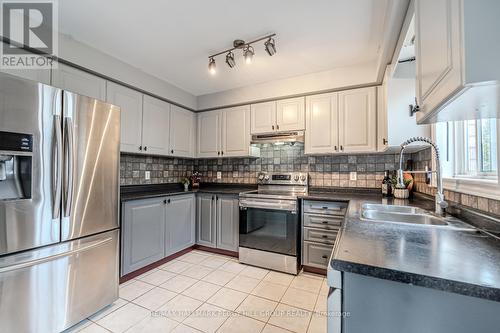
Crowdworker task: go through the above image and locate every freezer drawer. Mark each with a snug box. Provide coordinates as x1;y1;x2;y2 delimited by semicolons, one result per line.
0;229;119;333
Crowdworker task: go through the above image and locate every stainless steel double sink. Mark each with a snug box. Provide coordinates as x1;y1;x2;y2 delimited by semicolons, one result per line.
361;203;474;229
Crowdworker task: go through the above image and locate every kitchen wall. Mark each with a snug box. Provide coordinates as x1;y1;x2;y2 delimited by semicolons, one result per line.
58;34;197;109
195;144;412;187
120;154;194;185
121;146;500;218
121;144;412;188
411;148;500;216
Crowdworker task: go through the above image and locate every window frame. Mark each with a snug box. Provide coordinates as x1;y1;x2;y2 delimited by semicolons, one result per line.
432;119;500;200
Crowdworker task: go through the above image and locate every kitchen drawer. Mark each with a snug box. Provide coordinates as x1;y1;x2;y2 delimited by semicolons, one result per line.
304;227;338;245
303;241;333;269
303;213;343;230
303;200;347;216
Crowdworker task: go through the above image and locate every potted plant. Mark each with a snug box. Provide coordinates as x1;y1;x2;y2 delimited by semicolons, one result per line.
181;177;190;191
392;177;412;199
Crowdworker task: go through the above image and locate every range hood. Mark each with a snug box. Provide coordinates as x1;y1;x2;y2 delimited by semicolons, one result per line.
251;131;304;145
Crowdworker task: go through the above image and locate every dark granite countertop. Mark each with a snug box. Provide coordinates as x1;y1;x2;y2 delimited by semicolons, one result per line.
120;183;257;202
301;189;500;302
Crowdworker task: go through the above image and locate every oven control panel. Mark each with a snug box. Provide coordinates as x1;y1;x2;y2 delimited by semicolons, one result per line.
257;172;308;185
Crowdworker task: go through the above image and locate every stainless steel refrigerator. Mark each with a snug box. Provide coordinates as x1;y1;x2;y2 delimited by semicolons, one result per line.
0;73;120;332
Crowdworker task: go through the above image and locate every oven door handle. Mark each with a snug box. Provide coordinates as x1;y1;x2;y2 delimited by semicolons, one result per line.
239;200;297;213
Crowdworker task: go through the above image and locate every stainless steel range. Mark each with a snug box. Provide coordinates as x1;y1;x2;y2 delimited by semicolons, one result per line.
239;172;308;274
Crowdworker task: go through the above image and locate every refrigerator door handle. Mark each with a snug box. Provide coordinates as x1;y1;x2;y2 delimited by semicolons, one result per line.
0;236;113;273
52;115;62;219
64;117;75;217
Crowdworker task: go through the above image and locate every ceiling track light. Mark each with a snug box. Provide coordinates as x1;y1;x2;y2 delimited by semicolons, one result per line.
207;33;276;73
265;37;276;56
225;51;236;68
243;45;254;65
208;57;216;75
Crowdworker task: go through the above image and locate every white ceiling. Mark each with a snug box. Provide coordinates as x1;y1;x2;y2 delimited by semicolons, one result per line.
59;0;395;96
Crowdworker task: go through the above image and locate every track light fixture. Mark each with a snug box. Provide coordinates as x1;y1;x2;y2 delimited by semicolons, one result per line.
265;37;276;56
207;33;276;74
243;45;254;65
208;57;216;75
225;51;236;68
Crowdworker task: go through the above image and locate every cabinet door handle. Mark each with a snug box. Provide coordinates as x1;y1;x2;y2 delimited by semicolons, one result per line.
167;199;171;204
340;145;344;151
272;125;274;130
139;146;142;151
276;124;279;130
212;196;214;201
218;151;220;156
163;199;167;204
171;149;174;154
383;138;388;145
144;146;147;151
334;146;337;152
221;151;224;156
215;195;218;201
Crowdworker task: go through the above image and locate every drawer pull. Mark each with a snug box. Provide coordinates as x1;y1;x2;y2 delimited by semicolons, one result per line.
322;255;328;259
322;221;329;224
322;235;329;238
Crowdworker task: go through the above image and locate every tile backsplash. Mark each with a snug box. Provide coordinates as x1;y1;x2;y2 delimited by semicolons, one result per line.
194;144;411;188
121;144;410;188
120;144;500;216
411;148;500;216
120;154;194;185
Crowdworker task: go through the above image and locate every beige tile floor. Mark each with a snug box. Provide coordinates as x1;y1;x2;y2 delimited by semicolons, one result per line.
64;250;328;333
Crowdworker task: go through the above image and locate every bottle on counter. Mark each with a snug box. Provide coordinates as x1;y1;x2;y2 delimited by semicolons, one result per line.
381;170;393;197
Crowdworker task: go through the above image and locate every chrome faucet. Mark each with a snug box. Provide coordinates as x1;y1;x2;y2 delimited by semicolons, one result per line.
397;137;448;216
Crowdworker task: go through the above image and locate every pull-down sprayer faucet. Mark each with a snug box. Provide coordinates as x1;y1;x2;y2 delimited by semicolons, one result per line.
397;137;448;216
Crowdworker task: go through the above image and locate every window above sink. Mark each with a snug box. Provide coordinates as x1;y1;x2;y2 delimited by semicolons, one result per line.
434;119;500;200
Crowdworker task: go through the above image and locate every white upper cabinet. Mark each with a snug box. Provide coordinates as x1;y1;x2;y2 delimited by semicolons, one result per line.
142;95;170;155
305;93;339;155
222;106;254;157
276;97;305;131
251;98;305;134
169;105;195;158
108;82;195;157
197;110;221;158
196;106;259;158
338;87;376;153
377;65;431;152
106;82;143;154
51;63;106;100
415;0;500;123
250;101;276;134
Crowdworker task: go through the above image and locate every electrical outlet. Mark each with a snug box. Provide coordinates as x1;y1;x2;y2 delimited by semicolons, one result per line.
145;171;150;180
349;171;357;181
217;171;222;179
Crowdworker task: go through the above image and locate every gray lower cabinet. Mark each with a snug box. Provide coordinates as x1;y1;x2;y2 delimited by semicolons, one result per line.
302;200;346;269
196;193;217;247
122;197;166;275
216;195;239;251
196;193;239;252
121;193;195;276
166;194;196;255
